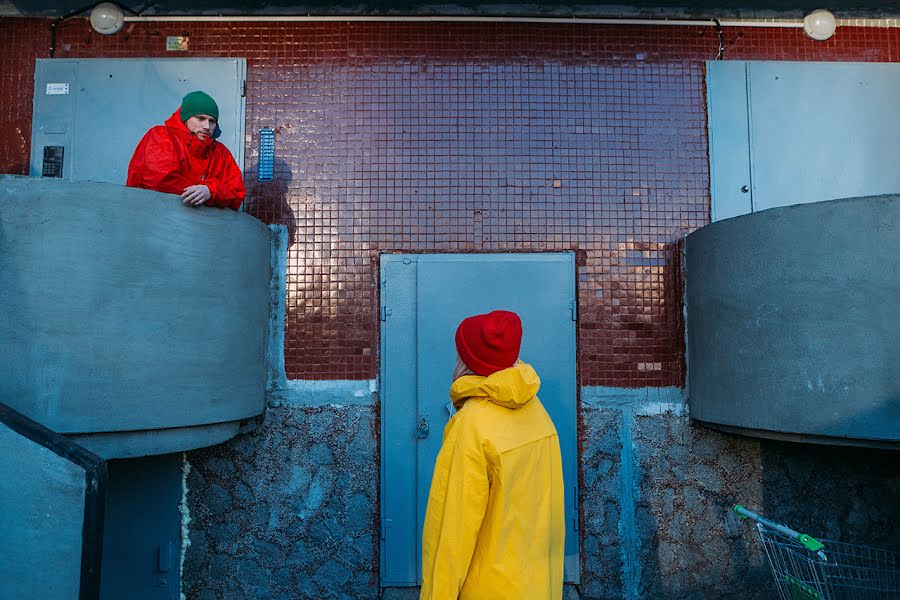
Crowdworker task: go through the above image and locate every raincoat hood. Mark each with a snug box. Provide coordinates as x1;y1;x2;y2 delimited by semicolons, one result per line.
422;359;564;599
126;110;246;210
164;110;217;156
450;360;540;410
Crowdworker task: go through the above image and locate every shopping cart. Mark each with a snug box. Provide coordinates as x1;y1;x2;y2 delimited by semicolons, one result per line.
733;504;899;600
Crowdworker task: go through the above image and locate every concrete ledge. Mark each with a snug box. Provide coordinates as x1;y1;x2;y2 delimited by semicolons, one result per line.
0;176;270;447
686;194;900;446
268;380;378;407
67;419;253;459
582;386;686;415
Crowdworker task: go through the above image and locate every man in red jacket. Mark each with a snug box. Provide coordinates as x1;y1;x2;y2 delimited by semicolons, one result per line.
126;91;245;210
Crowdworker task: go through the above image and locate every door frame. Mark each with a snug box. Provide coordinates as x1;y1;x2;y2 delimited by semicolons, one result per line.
378;251;580;589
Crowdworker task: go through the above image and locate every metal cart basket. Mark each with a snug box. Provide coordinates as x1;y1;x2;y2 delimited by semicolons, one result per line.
733;504;899;600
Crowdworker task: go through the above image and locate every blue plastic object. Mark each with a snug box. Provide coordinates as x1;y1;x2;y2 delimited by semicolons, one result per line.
258;128;274;181
380;253;579;586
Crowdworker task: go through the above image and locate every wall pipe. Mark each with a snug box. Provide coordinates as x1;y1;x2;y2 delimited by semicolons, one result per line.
117;15;899;28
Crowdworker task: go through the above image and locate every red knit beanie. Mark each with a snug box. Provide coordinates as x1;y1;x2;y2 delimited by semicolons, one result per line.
455;310;523;376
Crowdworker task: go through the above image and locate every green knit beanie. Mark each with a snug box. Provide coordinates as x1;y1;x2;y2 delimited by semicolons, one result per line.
180;91;219;122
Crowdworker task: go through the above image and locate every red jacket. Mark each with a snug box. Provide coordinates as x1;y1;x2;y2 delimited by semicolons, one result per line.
126;110;245;210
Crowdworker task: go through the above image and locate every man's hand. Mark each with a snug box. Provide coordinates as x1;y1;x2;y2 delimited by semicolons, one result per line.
181;184;211;206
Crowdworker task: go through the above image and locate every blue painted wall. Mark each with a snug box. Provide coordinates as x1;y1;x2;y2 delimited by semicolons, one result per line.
0;422;87;599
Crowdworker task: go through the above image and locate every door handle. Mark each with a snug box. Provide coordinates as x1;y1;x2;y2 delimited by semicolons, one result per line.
415;418;430;440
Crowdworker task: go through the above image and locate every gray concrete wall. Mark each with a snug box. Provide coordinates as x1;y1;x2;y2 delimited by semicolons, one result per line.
183;401;378;600
581;394;899;600
0;422;86;599
686;194;900;446
0;176;270;449
184;388;898;599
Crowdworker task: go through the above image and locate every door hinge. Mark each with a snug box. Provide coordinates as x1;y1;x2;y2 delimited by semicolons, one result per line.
241;80;246;97
573;485;579;532
381;306;391;321
569;300;577;321
157;541;172;572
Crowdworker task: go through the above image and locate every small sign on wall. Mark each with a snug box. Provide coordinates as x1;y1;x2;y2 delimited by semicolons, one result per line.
46;83;69;95
166;36;189;51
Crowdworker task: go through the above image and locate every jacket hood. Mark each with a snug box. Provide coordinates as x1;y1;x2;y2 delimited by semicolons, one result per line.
449;360;541;410
165;110;216;154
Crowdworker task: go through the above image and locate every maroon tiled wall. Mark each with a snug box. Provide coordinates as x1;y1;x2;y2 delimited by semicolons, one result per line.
2;18;897;384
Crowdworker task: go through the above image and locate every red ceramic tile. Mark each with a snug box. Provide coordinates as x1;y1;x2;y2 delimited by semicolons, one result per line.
1;18;897;384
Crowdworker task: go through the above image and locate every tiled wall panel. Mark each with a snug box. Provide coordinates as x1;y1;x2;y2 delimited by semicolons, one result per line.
2;18;896;383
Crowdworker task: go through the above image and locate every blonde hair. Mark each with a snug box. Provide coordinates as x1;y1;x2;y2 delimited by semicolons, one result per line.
453;353;476;381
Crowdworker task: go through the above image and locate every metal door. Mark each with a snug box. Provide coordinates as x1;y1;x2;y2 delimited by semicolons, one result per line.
380;253;578;587
31;58;245;185
706;61;900;221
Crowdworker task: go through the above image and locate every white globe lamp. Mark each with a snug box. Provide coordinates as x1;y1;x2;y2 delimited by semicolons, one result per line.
803;9;837;41
90;2;125;35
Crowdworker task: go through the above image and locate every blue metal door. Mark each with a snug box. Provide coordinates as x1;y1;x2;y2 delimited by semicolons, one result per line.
706;61;900;221
380;253;578;587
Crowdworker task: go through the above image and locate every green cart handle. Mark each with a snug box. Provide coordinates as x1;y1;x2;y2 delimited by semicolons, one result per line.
733;504;826;556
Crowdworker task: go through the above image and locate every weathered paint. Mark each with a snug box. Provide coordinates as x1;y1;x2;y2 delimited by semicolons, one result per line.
269;379;378;407
581;386;686;600
582;387;686;410
266;225;290;391
620;406;639;600
0;176;271;456
686;194;900;447
179;456;192;600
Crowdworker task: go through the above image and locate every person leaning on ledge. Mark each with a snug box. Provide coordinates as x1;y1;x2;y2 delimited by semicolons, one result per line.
126;90;245;210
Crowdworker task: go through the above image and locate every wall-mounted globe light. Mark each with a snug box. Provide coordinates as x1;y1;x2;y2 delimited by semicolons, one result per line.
90;2;125;35
803;9;837;41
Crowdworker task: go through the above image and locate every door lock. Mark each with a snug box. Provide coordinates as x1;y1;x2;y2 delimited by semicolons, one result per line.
415;418;430;440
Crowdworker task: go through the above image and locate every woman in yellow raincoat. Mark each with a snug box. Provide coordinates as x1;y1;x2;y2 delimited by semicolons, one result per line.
420;310;565;600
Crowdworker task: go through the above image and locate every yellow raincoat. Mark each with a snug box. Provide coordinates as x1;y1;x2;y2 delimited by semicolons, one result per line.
420;361;565;600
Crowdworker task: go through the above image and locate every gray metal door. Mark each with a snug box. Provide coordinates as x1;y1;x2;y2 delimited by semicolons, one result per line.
380;253;579;587
706;61;900;221
31;58;245;185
